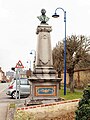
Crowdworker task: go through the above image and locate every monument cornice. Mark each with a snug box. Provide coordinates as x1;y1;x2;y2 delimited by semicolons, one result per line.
36;25;52;34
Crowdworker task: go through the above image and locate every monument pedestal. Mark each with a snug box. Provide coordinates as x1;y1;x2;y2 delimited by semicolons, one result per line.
28;24;62;102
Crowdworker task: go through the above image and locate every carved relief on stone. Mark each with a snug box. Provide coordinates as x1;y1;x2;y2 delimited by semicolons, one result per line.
40;33;48;40
39;59;50;66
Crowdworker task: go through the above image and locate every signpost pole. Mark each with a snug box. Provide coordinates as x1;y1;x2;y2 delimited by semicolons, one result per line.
18;69;21;101
15;60;24;102
16;69;18;100
16;81;17;100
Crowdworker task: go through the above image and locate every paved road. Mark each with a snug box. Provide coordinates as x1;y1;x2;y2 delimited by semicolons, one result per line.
0;83;9;120
0;103;8;120
0;83;16;103
0;83;29;120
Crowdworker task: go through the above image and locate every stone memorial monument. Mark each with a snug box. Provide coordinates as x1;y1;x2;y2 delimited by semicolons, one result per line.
28;9;62;102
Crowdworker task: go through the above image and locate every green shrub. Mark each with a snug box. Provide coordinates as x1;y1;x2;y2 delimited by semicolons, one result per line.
75;84;90;120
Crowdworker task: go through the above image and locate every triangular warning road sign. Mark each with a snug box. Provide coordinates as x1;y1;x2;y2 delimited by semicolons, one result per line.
15;60;24;68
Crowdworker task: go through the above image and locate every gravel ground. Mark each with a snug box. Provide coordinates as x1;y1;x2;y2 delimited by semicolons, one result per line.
14;109;76;120
14;100;78;120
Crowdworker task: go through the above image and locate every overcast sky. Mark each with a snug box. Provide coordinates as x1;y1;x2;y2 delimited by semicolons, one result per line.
0;0;90;72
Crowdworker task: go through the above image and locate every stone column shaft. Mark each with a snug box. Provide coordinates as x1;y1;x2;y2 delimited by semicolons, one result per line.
36;24;53;67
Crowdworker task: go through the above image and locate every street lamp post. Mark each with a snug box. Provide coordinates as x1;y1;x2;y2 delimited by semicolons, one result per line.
52;7;66;95
30;50;36;70
27;61;31;69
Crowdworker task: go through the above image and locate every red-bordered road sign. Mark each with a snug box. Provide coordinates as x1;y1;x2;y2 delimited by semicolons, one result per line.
15;60;24;68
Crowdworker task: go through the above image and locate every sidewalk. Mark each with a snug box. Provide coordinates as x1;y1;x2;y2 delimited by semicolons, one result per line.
6;98;28;120
0;83;9;120
0;103;8;120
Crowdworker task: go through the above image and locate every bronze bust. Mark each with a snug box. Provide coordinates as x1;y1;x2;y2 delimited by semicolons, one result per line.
37;9;49;24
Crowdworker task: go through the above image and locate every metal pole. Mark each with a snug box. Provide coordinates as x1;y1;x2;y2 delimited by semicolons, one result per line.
18;69;20;101
16;70;18;100
30;60;31;69
64;11;66;95
30;50;36;70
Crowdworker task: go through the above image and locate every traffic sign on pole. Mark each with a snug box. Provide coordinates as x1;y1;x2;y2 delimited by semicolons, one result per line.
15;60;24;101
15;60;24;68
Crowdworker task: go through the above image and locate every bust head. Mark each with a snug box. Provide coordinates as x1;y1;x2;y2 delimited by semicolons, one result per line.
41;9;46;15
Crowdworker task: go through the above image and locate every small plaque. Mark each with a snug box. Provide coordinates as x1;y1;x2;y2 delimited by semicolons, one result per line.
35;85;57;96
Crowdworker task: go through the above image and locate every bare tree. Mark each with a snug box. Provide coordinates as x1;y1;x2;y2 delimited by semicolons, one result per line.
52;35;90;92
52;42;64;78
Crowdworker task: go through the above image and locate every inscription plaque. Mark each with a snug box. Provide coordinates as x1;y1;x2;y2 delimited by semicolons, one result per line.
35;85;57;96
